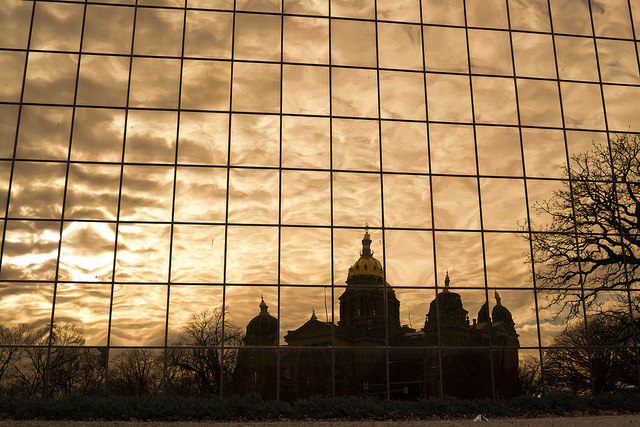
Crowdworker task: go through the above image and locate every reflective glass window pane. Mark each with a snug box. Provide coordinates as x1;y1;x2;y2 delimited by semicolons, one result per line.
517;79;562;128
124;110;177;163
0;104;19;157
232;62;280;113
226;226;278;284
174;167;227;223
282;116;330;169
283;16;329;64
381;121;429;173
522;128;567;178
432;176;480;230
64;163;120;221
23;53;78;104
549;0;592;35
54;283;111;346
377;0;420;22
331;19;376;67
129;58;181;109
383;174;431;228
284;0;328;15
429;124;476;175
115;224;171;282
281;227;332;285
560;82;606;130
70;108;125;162
466;0;508;29
604;85;640;132
281;170;331;226
480;178;527;231
476;126;522;177
0;51;26;103
332;118;379;171
58;222;116;282
77;55;130;107
423;26;468;73
228;169;279;224
385;230;434;286
234;13;281;61
171;225;225;283
426;74;472;123
83;4;134;54
134;7;184;56
472;76;518;125
591;0;633;38
119;165;174;222
1;221;60;281
8;161;66;219
331;68;378;118
31;2;83;51
181;60;231;111
379;71;426;120
178;112;229;166
184;10;233;59
378;23;422;71
555;36;599;82
230;114;279;167
596;39;640;84
435;232;484;286
110;285;167;346
421;0;464;25
512;33;556;79
468;29;513;76
0;0;33;49
331;0;374;19
17;105;72;160
508;0;550;32
333;172;382;227
283;65;330;115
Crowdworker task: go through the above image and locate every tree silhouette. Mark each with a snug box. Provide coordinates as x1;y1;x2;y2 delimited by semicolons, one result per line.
109;348;162;396
530;134;640;318
166;308;241;397
540;305;638;396
1;323;105;398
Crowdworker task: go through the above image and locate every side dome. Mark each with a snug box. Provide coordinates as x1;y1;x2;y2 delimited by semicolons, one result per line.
245;298;278;346
491;291;515;327
430;272;463;312
347;229;384;281
477;301;490;323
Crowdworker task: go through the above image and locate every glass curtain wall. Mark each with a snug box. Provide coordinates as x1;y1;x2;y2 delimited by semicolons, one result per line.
0;0;639;399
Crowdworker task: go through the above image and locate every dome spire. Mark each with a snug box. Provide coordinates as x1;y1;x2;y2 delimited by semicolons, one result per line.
494;290;502;306
444;271;450;291
361;225;373;257
311;308;317;320
259;296;268;315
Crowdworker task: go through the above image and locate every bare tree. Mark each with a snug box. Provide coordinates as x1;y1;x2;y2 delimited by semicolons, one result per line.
166;308;241;397
542;308;638;396
529;134;640;317
109;348;163;396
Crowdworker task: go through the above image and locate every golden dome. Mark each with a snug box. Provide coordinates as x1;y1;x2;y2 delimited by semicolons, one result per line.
347;229;385;280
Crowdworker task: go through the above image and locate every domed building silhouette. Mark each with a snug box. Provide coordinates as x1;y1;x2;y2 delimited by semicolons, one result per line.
233;230;520;400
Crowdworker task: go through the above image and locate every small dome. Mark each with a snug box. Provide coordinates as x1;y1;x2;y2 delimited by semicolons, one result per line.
246;298;277;338
477;302;489;323
347;229;384;281
491;291;515;327
431;290;464;313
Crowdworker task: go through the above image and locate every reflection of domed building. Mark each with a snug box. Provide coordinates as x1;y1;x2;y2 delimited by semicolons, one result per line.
234;230;520;400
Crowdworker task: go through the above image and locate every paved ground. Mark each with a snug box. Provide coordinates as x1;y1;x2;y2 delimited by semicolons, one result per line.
0;415;639;426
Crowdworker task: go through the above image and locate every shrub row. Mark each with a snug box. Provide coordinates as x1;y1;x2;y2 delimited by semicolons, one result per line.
1;392;640;421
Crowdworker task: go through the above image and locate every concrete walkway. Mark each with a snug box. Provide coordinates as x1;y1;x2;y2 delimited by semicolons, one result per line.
0;415;639;426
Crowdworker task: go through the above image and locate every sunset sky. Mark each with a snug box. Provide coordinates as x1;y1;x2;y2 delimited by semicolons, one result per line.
0;0;639;361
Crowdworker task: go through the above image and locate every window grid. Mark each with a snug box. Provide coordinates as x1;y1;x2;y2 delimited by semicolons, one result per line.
0;0;638;400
